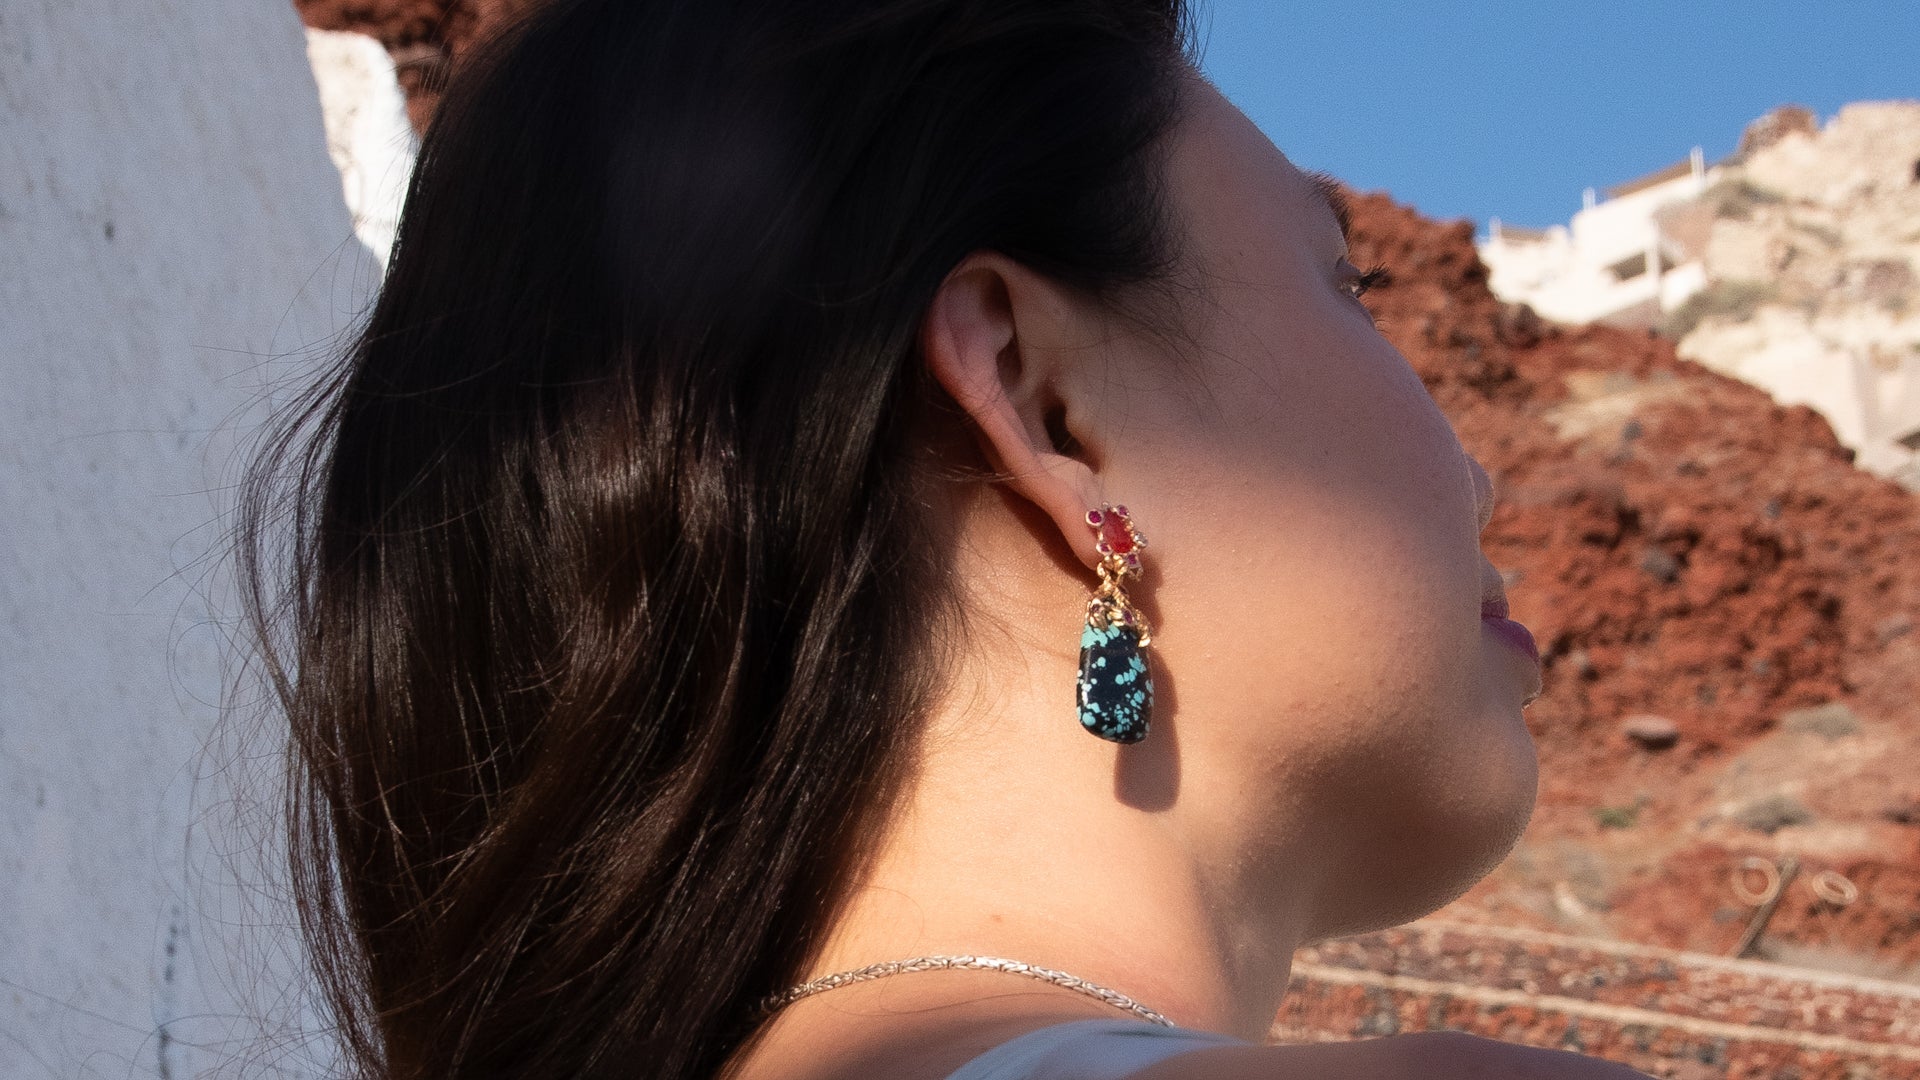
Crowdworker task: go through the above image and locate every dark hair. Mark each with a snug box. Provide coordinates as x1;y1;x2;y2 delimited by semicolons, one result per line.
240;1;1193;1076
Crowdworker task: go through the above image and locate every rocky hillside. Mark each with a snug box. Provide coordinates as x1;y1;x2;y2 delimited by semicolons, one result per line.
1346;190;1920;979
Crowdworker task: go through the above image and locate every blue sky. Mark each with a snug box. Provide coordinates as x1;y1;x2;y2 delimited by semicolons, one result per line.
1197;1;1919;232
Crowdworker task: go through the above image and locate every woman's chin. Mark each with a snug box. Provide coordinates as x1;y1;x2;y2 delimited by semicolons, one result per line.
1309;753;1539;941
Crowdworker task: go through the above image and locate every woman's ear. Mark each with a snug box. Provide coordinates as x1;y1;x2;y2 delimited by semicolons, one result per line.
920;253;1105;569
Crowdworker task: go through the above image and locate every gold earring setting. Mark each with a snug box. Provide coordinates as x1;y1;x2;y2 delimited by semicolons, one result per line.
1076;504;1153;743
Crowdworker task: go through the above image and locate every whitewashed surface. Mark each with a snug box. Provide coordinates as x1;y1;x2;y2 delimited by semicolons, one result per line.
0;0;379;1074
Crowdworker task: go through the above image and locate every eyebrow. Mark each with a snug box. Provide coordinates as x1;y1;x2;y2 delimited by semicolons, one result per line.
1305;170;1353;247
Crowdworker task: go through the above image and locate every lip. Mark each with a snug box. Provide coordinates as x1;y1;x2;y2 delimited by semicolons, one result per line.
1481;599;1540;665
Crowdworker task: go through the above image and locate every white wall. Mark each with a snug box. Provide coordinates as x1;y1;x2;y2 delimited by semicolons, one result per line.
1481;165;1712;327
306;28;415;266
1;1;376;1075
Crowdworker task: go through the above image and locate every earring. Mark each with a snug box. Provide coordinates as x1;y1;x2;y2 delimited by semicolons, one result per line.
1076;504;1154;744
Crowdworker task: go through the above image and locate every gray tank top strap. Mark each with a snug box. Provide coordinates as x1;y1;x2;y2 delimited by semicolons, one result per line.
944;1017;1249;1080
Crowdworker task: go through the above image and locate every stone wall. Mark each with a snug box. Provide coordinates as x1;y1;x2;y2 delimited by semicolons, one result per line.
1278;921;1920;1078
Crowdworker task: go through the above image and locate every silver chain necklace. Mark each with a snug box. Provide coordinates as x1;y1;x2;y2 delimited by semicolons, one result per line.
756;954;1176;1027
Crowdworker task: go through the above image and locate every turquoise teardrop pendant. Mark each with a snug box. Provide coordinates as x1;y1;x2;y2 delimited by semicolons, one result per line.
1077;617;1153;743
1077;503;1154;744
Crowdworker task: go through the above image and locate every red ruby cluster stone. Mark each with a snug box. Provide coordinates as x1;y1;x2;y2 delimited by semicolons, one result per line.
1090;504;1137;557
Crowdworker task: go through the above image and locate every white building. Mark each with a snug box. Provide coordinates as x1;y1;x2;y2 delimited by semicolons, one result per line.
1480;148;1712;328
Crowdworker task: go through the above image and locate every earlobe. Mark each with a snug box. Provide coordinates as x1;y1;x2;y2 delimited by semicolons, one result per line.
920;255;1106;569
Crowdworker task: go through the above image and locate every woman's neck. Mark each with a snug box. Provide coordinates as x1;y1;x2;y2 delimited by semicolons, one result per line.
792;653;1315;1043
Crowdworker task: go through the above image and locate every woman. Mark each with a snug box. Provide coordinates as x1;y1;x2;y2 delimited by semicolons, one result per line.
241;0;1646;1076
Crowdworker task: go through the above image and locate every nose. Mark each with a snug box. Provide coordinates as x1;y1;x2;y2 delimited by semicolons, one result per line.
1468;454;1495;534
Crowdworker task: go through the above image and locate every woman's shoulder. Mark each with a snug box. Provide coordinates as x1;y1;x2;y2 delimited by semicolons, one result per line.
941;1018;1248;1080
1123;1030;1654;1080
947;1022;1652;1080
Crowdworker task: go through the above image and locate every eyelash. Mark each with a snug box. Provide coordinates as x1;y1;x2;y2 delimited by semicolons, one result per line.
1345;264;1389;299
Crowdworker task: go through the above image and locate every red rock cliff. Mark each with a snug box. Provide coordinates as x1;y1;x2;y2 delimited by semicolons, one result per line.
1348;192;1920;973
